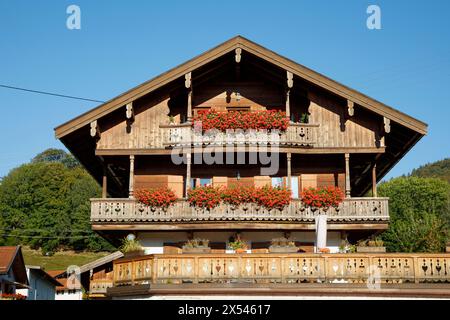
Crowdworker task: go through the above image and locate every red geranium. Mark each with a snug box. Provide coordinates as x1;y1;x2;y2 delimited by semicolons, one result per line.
135;187;177;208
192;109;289;132
301;186;344;209
0;293;27;300
189;183;292;210
187;185;223;209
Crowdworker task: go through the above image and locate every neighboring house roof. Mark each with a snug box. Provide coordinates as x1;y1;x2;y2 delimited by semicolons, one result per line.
54;35;427;138
79;251;123;273
25;266;63;287
0;246;29;287
47;270;66;278
55;277;81;292
47;251;123;291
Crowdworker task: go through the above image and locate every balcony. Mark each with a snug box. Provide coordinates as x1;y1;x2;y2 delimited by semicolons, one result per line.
159;123;319;148
89;279;114;295
91;197;389;224
111;253;450;287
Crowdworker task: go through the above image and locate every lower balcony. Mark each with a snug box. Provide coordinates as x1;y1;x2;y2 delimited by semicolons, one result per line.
91;197;389;227
106;253;450;298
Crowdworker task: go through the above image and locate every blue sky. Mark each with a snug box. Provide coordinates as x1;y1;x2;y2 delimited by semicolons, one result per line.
0;0;449;179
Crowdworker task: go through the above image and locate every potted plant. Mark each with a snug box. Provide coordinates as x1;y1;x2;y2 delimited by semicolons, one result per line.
356;237;386;253
119;237;145;258
269;237;298;253
228;235;248;254
182;238;211;254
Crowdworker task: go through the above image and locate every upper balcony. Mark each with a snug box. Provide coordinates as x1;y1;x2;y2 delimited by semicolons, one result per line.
91;197;389;230
160;122;319;148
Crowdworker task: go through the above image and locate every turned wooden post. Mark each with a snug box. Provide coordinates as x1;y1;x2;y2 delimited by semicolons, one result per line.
129;155;135;198
286;71;293;120
287;152;292;190
372;163;377;197
345;153;351;198
185;72;192;121
102;167;107;198
185;152;191;197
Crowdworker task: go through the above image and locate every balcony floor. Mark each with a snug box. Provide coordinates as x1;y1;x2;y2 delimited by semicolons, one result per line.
108;283;450;299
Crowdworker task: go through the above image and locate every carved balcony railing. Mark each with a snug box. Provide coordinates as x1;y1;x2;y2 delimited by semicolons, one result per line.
159;123;319;147
89;279;114;294
91;197;389;223
113;253;450;286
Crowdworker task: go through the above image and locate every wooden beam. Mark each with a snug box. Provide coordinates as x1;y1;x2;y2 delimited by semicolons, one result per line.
95;146;386;156
92;222;389;231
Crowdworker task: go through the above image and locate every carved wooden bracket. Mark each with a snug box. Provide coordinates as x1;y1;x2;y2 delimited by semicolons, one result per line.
287;71;293;88
90;120;100;138
184;72;192;89
126;102;134;120
383;117;391;134
235;48;242;63
347;100;354;117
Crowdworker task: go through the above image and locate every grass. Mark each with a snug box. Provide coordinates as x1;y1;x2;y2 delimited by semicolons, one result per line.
21;246;111;271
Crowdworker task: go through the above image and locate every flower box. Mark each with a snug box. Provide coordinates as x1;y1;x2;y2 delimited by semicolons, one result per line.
269;246;298;253
123;250;146;258
182;247;211;254
356;246;386;253
192;109;289;132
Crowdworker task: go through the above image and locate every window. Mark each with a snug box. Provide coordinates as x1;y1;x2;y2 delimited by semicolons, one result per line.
191;178;212;188
271;177;283;188
291;177;299;198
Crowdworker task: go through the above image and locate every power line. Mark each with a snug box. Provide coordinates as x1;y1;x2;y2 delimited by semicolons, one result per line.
0;84;105;103
0;233;96;239
0;227;94;233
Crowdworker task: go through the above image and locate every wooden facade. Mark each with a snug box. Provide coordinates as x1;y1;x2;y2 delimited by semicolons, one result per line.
55;36;432;295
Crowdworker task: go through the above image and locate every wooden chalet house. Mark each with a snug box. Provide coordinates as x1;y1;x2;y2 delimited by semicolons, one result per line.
54;37;448;297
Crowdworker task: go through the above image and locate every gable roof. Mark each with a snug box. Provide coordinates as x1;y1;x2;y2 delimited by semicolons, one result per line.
0;246;29;286
55;35;427;139
25;266;63;287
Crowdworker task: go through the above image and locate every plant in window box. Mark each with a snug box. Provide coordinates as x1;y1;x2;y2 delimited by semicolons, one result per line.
356;237;386;253
182;238;211;254
269;237;298;253
228;238;248;254
119;237;145;258
301;186;344;211
318;247;330;253
135;187;177;210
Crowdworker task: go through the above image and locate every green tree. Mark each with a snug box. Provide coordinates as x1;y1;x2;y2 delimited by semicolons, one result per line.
379;176;450;252
411;158;450;184
32;148;80;169
0;149;114;254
